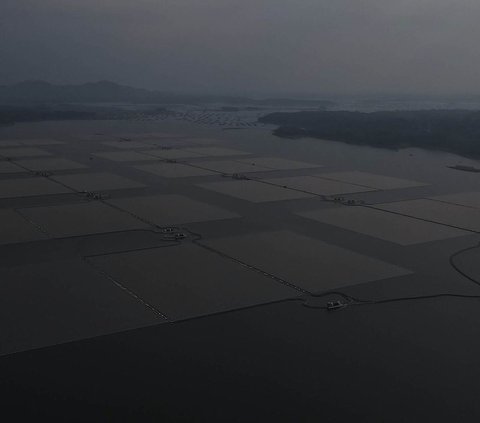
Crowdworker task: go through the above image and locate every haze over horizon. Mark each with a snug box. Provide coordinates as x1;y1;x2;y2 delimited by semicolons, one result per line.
2;0;480;96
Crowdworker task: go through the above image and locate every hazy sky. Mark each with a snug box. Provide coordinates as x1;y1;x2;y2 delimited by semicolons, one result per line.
2;0;480;95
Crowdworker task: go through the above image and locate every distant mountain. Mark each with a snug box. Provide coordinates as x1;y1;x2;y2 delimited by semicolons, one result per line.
0;81;161;104
0;80;333;108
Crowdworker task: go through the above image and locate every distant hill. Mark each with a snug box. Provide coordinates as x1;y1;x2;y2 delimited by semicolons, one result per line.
0;80;333;108
259;110;480;158
0;81;155;104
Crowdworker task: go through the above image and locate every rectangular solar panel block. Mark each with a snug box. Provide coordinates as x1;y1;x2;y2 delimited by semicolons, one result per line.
192;160;270;174
181;137;222;145
0;161;25;174
142;149;204;159
0;148;52;158
261;175;375;196
20;139;65;146
0;209;47;245
201;230;410;292
52;172;145;192
185;147;250;157
16;158;88;171
0;260;161;356
376;199;480;232
108;194;239;226
316;171;427;190
90;244;297;320
0;177;72;199
101;141;154;149
237;157;322;170
298;206;469;245
19;201;149;237
429;192;480;209
198;179;314;202
0;140;23;147
139;132;181;139
92;151;158;162
135;163;216;178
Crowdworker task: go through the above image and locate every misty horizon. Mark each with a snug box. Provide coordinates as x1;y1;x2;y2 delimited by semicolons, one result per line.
3;0;480;97
6;79;480;101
